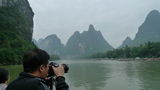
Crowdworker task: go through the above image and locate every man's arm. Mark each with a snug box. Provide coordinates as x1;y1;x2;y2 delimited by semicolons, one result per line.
52;64;69;90
56;76;69;90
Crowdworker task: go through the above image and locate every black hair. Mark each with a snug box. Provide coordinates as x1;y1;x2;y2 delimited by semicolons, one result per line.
23;48;50;73
0;68;9;83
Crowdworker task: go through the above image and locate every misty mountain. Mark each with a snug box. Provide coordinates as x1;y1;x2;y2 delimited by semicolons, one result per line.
128;10;160;47
37;38;44;47
33;10;160;59
32;38;38;46
65;24;114;57
117;36;132;48
34;24;114;58
37;34;64;56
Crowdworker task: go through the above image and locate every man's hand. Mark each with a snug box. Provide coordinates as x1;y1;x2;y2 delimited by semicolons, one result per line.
52;63;65;77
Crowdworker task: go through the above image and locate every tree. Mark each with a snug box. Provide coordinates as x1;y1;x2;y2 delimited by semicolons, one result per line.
50;55;60;60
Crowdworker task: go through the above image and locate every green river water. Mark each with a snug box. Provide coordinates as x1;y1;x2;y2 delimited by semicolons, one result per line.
54;59;160;90
1;59;160;90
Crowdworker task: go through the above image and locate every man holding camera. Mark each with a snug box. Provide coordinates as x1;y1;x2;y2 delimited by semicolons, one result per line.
6;48;69;90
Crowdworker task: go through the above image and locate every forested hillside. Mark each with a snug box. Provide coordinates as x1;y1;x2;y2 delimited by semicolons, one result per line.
0;1;36;65
87;42;160;59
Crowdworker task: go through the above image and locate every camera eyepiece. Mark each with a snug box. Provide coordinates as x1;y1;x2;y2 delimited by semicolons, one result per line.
48;62;69;77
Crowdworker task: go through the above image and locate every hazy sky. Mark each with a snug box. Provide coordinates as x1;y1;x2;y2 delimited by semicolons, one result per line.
28;0;160;48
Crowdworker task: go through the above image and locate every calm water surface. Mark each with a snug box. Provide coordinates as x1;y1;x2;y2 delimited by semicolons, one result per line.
54;59;160;90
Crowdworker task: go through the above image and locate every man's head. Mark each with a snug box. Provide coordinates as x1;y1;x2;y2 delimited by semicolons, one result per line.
23;48;50;78
0;68;10;84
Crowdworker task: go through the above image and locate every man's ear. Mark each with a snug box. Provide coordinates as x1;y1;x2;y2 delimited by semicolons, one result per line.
39;65;44;73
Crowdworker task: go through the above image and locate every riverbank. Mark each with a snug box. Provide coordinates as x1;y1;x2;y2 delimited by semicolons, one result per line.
0;65;22;83
117;58;160;61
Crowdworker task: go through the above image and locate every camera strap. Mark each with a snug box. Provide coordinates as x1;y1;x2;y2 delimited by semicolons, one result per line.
46;76;57;90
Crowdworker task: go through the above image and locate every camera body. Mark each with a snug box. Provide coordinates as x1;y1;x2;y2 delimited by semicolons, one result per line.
48;62;69;77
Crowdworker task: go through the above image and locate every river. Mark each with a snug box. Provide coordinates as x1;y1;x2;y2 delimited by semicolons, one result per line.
53;59;160;90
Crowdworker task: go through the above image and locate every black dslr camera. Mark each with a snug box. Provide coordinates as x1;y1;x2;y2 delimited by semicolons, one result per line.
48;62;69;77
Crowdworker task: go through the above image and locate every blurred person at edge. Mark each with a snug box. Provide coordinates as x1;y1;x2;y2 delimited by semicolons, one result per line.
6;48;69;90
0;68;10;90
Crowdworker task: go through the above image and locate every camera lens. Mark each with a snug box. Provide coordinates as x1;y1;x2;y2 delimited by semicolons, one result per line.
48;62;69;77
62;64;69;73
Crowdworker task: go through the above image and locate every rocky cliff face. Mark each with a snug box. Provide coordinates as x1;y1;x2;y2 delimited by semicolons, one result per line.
0;0;34;41
65;24;114;57
38;34;64;56
128;10;160;47
0;0;35;64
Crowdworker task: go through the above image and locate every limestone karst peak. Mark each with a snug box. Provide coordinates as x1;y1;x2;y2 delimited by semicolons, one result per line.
88;24;95;31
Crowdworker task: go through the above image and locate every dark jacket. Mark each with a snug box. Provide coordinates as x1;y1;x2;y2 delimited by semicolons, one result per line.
6;72;69;90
